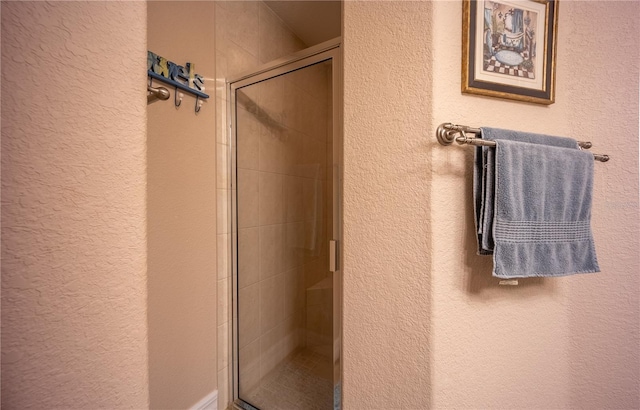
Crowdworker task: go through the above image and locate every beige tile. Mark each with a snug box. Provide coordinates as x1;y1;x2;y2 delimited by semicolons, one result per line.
216;1;260;59
259;172;284;225
259;124;286;174
260;323;284;379
293;87;309;135
239;227;260;289
239;337;260;377
283;222;304;271
282;80;304;132
279;22;306;56
284;175;303;223
259;3;284;64
309;97;328;142
216;0;253;12
237;106;261;170
302;177;325;222
215;77;228;105
322;188;330;222
326;137;334;181
217;143;229;189
216;97;229;145
298;91;315;136
306;283;332;308
301;133;327;179
305;302;325;339
306;301;332;347
238;339;261;397
215;4;231;56
284;129;304;177
284;266;303;319
238;82;260;109
304;221;328;266
221;0;259;19
218;323;229;371
238;169;259;228
247;349;334;408
281;80;294;130
296;276;305;316
227;40;259;77
259;273;285;335
303;218;324;263
239;283;260;349
325;217;334;244
286;65;307;92
225;1;259;57
303;258;325;290
282;313;301;358
217;278;229;326
258;75;284;124
217;233;230;280
259;224;283;279
217;189;229;234
217;366;229;410
215;51;228;99
305;63;330;104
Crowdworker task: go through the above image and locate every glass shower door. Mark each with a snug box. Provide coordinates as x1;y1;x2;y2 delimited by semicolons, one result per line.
231;47;341;410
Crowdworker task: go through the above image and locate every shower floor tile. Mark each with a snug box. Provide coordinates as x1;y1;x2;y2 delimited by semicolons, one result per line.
244;348;334;410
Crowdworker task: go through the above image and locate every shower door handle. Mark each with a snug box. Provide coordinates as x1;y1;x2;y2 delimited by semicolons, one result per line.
329;240;338;272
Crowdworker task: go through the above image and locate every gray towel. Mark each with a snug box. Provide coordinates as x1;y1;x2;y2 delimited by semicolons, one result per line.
491;139;600;278
474;127;580;254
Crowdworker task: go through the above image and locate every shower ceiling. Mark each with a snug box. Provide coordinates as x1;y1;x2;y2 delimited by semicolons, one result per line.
264;1;341;46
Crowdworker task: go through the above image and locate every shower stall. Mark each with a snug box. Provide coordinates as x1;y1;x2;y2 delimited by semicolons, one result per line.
229;40;342;410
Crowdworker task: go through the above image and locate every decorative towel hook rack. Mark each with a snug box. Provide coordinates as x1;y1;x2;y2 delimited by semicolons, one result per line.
436;123;610;162
147;51;209;113
148;71;208;113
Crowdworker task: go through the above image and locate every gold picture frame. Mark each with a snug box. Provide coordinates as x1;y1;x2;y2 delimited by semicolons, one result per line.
462;0;558;105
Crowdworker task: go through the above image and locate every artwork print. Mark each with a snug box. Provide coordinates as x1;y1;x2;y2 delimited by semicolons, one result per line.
462;0;558;105
482;1;538;81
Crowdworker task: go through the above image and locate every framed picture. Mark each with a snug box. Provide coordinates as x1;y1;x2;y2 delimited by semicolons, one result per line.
462;0;558;104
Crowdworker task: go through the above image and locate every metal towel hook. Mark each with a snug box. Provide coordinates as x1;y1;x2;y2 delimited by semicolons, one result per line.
175;87;183;107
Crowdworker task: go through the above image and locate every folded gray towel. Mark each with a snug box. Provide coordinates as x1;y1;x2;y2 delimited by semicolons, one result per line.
474;127;580;254
491;140;600;278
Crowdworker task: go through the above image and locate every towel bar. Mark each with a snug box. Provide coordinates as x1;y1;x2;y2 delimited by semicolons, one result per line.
436;123;610;162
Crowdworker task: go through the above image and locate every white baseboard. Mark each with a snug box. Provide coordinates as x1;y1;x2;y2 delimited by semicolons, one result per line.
190;390;218;410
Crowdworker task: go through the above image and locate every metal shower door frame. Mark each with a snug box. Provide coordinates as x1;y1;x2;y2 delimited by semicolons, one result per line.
227;37;343;410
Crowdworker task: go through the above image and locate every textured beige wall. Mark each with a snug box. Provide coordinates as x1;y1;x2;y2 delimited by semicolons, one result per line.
431;2;571;407
1;2;149;408
147;2;217;409
345;1;639;409
430;2;639;408
565;2;639;408
343;2;433;408
2;1;635;409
